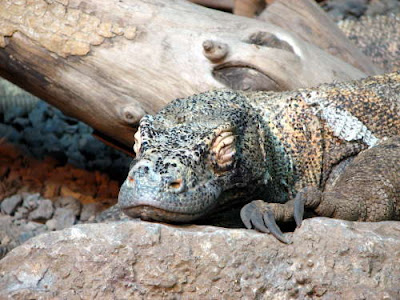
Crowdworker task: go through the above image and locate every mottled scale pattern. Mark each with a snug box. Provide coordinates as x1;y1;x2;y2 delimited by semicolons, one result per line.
300;72;400;140
119;71;400;223
321;137;400;221
339;14;400;72
246;71;400;194
248;91;324;193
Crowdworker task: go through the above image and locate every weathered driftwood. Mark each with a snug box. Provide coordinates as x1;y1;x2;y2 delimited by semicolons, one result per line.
233;0;265;17
190;0;234;12
194;0;381;77
259;0;381;75
0;0;370;147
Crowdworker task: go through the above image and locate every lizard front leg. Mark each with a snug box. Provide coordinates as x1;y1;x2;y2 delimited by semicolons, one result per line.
242;136;400;243
295;136;400;226
240;187;322;244
240;199;295;244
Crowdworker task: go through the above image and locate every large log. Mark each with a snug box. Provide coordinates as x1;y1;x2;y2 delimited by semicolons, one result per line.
0;0;370;147
258;0;381;76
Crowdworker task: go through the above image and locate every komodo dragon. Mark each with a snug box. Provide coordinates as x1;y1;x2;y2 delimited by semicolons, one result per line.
119;71;400;243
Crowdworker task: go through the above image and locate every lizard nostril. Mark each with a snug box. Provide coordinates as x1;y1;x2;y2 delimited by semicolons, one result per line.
169;178;183;189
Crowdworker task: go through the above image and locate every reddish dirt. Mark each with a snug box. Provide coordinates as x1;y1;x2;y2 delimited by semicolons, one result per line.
0;139;119;207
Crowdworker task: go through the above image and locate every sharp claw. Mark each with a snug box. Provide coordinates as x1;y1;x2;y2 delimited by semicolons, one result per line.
294;194;305;228
263;210;291;244
240;203;254;229
250;210;270;233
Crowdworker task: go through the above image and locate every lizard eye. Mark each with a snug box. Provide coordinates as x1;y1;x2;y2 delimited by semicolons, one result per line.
133;128;141;155
211;130;236;170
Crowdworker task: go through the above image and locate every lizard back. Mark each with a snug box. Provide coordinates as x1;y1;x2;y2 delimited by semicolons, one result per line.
246;71;400;193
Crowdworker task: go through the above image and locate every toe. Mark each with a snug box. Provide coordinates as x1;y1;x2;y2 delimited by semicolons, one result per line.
294;193;305;228
263;210;291;244
240;200;291;244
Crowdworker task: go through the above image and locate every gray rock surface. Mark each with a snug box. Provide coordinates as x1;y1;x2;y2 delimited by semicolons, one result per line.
28;199;54;221
1;218;400;299
54;196;81;217
0;215;47;259
21;193;41;211
79;203;103;222
13;206;29;220
46;208;76;231
0;195;22;215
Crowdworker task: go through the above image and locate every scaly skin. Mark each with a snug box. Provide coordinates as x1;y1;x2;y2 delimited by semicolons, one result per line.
339;14;400;72
119;72;400;242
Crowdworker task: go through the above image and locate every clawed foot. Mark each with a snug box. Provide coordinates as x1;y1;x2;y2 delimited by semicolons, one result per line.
240;188;322;243
294;191;306;227
294;187;322;227
240;200;292;244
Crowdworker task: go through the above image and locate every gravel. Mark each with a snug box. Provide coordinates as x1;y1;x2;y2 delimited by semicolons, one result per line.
0;82;131;183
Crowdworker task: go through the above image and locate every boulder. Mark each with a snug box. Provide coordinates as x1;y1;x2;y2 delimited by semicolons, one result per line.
54;196;81;217
0;195;22;215
28;199;54;222
79;203;103;222
45;208;76;231
1;218;400;299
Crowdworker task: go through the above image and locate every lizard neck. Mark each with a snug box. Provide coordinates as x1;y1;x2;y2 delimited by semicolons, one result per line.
245;90;323;195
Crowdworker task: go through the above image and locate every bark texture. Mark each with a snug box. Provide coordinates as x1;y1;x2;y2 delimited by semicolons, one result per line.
259;0;382;75
0;0;369;147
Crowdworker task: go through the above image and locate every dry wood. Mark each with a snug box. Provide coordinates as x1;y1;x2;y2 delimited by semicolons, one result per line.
233;0;265;17
189;0;234;11
0;0;369;148
259;0;381;75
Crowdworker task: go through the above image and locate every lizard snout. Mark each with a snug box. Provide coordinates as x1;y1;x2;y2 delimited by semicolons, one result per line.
165;177;185;193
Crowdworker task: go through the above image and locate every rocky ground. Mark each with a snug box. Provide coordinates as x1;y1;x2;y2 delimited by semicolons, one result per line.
0;140;121;257
0;79;130;258
1;218;400;299
0;80;131;182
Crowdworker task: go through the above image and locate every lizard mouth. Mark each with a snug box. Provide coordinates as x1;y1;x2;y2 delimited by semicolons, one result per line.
122;205;202;223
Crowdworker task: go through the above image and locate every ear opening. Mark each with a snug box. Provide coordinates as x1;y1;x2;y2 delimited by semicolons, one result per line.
211;128;237;170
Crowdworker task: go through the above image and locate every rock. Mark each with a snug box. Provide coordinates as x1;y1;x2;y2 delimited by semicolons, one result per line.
59;134;74;149
28;104;46;125
13;207;29;220
79;134;106;155
28;199;54;221
0;124;20;142
0;195;22;215
22;127;45;147
21;193;41;210
45;219;57;231
80;203;103;222
41;118;66;137
49;207;76;231
54;196;81;217
4;106;24;123
1;218;400;299
12;117;30;128
42;133;61;152
0;215;47;259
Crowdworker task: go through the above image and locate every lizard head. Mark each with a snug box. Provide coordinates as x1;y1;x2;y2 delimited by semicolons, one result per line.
118;90;268;222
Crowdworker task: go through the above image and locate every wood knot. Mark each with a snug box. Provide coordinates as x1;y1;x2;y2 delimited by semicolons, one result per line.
202;40;229;63
121;105;145;125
